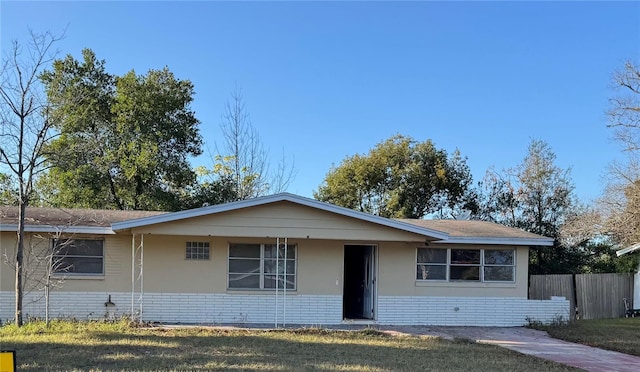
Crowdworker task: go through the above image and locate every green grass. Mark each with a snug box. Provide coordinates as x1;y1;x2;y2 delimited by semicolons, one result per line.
0;320;579;371
539;317;640;357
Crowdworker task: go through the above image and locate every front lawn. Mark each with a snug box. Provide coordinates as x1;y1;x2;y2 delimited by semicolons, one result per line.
0;320;578;371
539;317;640;357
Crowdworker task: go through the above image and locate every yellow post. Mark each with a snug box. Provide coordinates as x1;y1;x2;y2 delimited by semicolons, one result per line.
0;350;16;372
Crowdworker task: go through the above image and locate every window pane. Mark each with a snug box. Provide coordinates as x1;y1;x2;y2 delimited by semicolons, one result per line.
417;248;446;264
451;249;480;264
484;266;514;281
264;244;296;259
264;259;295;274
55;240;103;256
416;264;446;280
264;274;295;289
229;244;260;258
228;274;260;289
228;259;260;273
54;257;103;274
450;266;480;281
485;250;514;265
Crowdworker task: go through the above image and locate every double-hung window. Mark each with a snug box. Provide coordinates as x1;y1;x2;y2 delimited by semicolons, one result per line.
52;239;104;275
417;247;514;282
228;243;296;290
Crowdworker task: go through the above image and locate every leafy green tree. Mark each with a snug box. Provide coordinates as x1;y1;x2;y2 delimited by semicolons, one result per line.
39;49;202;211
315;134;476;219
478;139;584;274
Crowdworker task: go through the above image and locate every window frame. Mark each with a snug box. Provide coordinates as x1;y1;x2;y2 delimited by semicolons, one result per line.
227;243;297;290
416;247;515;283
51;238;105;276
185;241;210;260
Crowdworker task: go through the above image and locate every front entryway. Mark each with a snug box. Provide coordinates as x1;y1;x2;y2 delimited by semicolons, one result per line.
343;245;376;320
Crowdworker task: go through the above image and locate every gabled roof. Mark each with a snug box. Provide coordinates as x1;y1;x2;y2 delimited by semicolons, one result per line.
111;193;450;240
0;194;554;246
398;219;554;246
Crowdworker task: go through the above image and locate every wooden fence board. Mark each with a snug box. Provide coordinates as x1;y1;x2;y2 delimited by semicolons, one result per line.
529;273;634;320
575;273;633;319
529;274;575;320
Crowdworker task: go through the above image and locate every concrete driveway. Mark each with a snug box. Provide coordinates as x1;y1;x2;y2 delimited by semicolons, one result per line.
377;325;640;372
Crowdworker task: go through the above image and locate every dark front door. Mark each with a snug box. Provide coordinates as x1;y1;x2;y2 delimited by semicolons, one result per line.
343;245;376;320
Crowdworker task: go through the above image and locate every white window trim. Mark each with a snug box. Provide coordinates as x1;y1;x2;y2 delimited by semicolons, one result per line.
227;243;297;291
416;247;516;283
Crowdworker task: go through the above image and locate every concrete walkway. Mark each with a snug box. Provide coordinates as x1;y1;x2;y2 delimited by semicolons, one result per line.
378;326;640;372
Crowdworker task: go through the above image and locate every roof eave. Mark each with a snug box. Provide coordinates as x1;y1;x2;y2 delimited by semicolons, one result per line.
0;224;115;235
433;236;554;246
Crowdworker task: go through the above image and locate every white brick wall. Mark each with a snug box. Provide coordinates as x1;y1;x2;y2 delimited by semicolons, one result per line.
0;291;342;325
0;291;568;326
377;296;570;326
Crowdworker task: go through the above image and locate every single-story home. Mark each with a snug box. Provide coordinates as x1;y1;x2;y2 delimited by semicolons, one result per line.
0;193;569;326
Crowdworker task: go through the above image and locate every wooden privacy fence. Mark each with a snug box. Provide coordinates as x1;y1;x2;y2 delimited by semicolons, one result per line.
529;273;634;320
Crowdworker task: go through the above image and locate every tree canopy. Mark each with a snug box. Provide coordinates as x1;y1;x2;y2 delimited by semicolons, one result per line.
477;139;583;274
39;49;202;211
314;134;476;219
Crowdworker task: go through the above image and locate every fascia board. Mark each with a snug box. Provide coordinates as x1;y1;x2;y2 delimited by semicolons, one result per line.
434;237;554;246
0;224;115;235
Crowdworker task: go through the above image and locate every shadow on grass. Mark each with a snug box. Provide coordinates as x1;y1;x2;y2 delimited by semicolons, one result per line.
4;329;579;371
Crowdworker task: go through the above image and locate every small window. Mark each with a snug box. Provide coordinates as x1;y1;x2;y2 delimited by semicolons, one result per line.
186;241;210;260
416;248;447;280
450;249;481;281
484;249;515;282
52;239;104;275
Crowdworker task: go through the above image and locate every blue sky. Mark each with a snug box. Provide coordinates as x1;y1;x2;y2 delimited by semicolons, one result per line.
2;1;639;203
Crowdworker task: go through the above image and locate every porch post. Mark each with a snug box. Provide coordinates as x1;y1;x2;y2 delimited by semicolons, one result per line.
131;234;135;320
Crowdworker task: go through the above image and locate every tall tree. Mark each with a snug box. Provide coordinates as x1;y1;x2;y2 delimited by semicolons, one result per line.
0;30;62;326
478;139;581;274
315;134;476;219
198;88;295;205
39;49;202;211
601;61;640;248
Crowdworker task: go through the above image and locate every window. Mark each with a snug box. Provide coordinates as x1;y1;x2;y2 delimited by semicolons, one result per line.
186;241;210;260
228;243;296;290
416;248;514;282
52;239;104;275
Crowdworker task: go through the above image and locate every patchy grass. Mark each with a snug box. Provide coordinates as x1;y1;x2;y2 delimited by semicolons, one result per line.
539;317;640;357
0;320;579;371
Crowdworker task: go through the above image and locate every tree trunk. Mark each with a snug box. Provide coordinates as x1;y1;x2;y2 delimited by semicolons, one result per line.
15;201;25;326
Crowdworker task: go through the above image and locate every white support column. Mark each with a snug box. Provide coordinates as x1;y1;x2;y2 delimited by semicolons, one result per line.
131;234;135;320
283;237;287;327
139;234;144;323
634;264;640;309
275;237;280;327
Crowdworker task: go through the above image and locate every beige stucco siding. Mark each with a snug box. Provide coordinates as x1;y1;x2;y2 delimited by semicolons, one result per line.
0;232;17;291
377;243;529;298
130;202;429;242
2;230;530;299
140;236;344;295
0;232;132;292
